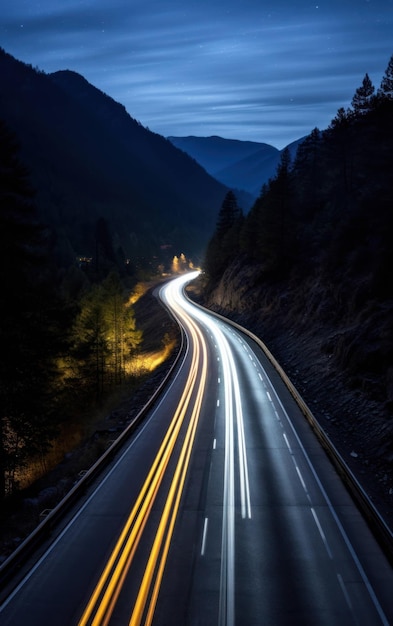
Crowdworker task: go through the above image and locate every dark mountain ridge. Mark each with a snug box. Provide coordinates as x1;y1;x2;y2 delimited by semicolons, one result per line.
0;48;231;269
214;137;304;196
167;135;272;173
168;135;304;196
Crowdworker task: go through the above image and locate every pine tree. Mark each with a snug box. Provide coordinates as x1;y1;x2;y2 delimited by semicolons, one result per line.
204;191;243;282
292;128;323;221
215;190;242;238
378;53;393;99
253;148;295;274
351;73;375;115
328;107;353;130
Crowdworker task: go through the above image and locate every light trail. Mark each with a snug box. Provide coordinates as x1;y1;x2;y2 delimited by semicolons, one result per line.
78;272;252;626
129;326;206;625
177;285;252;521
78;273;208;626
215;324;251;626
1;273;392;626
175;277;252;626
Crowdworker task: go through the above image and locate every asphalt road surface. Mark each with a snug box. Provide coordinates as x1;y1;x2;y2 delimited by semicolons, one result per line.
1;271;392;625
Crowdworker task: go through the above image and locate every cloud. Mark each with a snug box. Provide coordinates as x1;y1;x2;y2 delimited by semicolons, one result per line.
1;0;392;146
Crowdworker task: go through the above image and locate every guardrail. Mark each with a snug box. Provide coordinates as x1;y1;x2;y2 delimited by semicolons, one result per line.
191;298;393;565
2;280;392;599
0;322;186;598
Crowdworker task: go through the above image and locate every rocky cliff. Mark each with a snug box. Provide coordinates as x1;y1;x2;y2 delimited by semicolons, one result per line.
192;259;393;527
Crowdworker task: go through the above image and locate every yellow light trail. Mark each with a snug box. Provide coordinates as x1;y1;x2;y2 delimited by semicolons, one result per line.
78;273;207;626
130;318;207;626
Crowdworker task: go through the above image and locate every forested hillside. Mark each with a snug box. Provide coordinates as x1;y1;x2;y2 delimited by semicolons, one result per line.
202;59;393;499
0;46;233;503
0;47;229;271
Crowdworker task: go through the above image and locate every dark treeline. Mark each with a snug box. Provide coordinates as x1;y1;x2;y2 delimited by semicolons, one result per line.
204;55;393;405
0;121;143;501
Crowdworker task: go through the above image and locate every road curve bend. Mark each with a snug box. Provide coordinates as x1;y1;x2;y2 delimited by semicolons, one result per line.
1;272;392;626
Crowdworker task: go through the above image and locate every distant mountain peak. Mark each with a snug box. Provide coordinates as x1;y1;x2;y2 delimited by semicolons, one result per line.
167;135;305;197
168;135;278;196
50;69;127;112
51;69;87;81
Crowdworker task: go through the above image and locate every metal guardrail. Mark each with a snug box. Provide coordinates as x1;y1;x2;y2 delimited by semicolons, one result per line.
2;282;392;598
0;324;186;597
192;299;393;565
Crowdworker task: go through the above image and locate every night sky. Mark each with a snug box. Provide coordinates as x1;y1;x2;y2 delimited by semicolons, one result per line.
2;0;392;148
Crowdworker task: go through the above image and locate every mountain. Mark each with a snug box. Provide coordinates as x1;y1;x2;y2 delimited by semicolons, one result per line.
167;135;271;173
0;48;231;269
168;135;305;197
215;137;304;196
212;146;279;196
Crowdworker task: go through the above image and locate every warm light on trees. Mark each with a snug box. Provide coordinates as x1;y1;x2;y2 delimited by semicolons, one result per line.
103;273;142;384
70;272;142;398
171;253;190;273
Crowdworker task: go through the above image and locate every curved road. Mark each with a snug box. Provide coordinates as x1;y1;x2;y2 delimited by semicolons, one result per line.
1;272;392;625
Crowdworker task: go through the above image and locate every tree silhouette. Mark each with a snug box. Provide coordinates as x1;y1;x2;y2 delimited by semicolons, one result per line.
204;191;243;282
215;190;242;238
378;54;393;99
291;128;324;222
240;148;296;276
351;73;375;115
0;121;63;498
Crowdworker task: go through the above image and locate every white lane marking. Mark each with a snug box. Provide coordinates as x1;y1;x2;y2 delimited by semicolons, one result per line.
295;465;307;493
201;517;209;556
337;573;355;614
259;362;390;625
217;399;220;407
285;439;313;504
311;507;333;559
283;432;293;455
213;438;217;450
266;391;272;402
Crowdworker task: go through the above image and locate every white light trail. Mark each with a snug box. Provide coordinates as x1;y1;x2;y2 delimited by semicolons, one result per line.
166;273;252;626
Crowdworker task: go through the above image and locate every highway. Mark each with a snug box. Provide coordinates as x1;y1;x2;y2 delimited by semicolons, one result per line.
1;271;393;625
